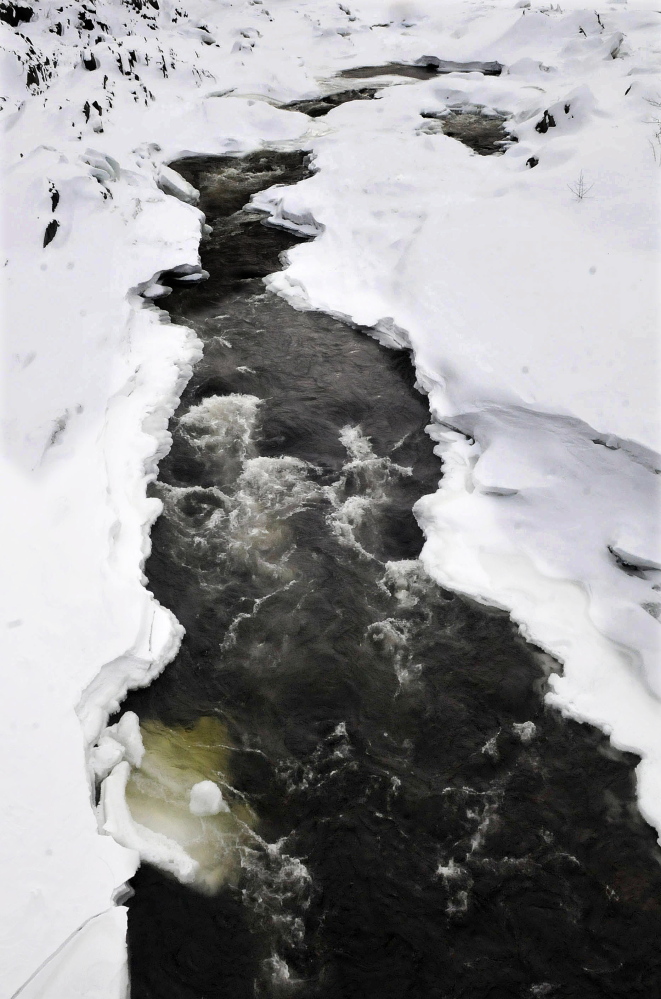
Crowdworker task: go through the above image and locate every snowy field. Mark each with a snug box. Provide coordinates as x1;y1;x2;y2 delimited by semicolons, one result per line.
0;0;659;994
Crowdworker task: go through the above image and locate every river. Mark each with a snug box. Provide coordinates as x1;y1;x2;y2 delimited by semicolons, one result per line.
121;140;661;999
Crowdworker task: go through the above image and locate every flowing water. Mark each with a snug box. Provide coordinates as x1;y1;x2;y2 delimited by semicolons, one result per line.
285;88;379;118
337;60;503;80
122;147;661;998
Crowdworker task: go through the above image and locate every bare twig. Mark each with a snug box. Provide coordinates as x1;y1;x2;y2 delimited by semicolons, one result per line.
643;97;661;164
568;170;594;200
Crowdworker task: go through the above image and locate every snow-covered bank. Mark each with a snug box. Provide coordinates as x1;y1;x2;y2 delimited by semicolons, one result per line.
0;3;311;992
255;3;661;821
0;0;659;994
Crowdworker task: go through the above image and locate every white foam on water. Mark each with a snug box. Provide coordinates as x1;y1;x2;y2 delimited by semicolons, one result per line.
366;618;422;688
513;721;537;744
230;455;320;568
179;393;262;476
326;424;413;558
160;393;322;580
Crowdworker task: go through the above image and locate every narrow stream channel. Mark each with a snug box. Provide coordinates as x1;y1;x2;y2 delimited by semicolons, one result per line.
122;144;661;998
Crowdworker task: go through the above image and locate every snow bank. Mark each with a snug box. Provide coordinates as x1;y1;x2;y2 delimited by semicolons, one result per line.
1;0;658;994
256;1;661;826
0;2;311;992
0;147;201;995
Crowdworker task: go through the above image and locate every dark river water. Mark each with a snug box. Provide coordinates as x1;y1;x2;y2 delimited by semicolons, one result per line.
121;132;661;999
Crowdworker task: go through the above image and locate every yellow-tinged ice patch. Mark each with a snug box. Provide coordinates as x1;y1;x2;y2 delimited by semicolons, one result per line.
125;717;256;892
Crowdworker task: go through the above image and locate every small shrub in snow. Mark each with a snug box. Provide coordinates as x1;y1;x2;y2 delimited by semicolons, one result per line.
568;170;594;200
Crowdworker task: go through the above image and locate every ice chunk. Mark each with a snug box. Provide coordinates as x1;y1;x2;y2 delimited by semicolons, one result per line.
189;780;229;817
89;735;125;782
157;165;199;205
141;282;172;300
610;526;661;573
108;711;145;768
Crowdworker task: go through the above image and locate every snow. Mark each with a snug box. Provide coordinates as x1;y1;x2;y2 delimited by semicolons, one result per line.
17;910;129;999
0;0;659;995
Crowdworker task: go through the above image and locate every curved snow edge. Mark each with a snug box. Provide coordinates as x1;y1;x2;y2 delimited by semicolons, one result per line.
261;230;661;844
23;164;204;996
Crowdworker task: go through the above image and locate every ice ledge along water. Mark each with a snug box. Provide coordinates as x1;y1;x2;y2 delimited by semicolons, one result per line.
1;10;317;988
414;429;661;830
0;125;212;992
252;13;661;837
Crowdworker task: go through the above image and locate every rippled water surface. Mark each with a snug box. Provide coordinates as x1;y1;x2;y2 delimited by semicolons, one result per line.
124;150;661;999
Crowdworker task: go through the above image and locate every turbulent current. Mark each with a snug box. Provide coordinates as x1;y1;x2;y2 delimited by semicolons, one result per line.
121;146;661;998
